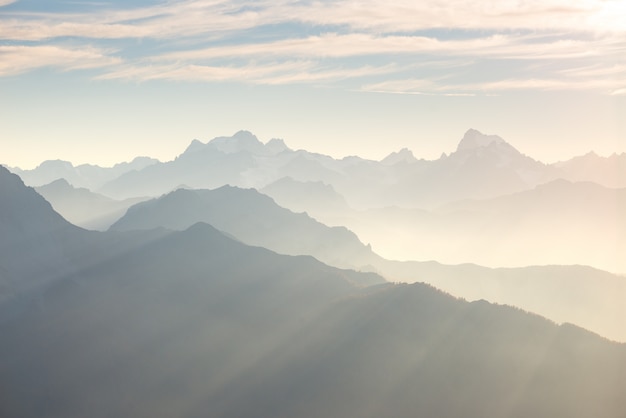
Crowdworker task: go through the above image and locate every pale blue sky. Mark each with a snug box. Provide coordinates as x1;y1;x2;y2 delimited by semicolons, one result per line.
1;0;625;168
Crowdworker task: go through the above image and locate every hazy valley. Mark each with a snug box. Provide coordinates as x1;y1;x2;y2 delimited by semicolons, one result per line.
4;0;626;415
2;129;625;417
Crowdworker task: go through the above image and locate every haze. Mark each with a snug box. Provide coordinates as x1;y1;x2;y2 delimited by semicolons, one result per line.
1;1;626;417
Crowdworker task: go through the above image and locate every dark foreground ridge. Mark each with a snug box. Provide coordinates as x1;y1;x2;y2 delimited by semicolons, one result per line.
1;165;625;418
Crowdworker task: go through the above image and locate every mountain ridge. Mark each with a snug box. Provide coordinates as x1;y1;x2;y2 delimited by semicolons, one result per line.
10;129;625;206
110;185;382;279
456;128;507;151
35;179;148;231
7;156;158;190
2;150;626;417
109;179;626;342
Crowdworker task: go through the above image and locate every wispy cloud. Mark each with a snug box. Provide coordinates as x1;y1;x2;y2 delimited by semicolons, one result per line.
154;32;621;62
363;74;626;96
280;0;626;33
560;64;626;78
0;1;270;41
0;20;154;41
98;59;399;85
0;45;121;76
1;0;625;94
3;0;625;41
97;60;318;82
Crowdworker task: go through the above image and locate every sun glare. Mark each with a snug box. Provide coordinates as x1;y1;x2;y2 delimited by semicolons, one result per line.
590;0;626;31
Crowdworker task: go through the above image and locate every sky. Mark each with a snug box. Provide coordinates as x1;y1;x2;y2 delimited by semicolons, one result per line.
1;0;625;169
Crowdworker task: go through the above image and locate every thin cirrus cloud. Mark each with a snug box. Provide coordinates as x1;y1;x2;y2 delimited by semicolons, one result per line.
278;0;626;33
0;0;624;93
153;32;615;62
3;1;625;41
0;45;121;76
0;1;273;41
362;72;626;96
98;60;400;85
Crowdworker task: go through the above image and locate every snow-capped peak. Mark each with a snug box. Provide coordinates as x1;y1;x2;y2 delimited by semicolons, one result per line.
456;129;506;152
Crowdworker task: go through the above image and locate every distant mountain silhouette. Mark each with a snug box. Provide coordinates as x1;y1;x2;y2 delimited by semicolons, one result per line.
456;128;507;150
6;130;626;341
555;151;626;188
10;129;626;207
379;260;626;342
91;129;565;208
381;147;418;165
349;179;626;274
260;177;351;221
196;130;280;156
381;129;559;208
106;179;626;342
35;179;148;230
98;131;277;199
9;156;158;189
110;186;381;277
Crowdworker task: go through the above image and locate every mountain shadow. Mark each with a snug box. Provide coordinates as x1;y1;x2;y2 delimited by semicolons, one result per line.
0;166;168;309
108;180;626;342
110;186;382;276
0;166;90;299
36;178;148;230
0;223;624;418
1;165;626;418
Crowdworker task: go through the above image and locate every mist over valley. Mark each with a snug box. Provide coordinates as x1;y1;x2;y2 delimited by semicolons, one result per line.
1;127;625;417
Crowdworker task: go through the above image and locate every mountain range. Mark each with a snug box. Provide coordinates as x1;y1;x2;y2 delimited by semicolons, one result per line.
109;185;381;277
93;128;554;207
3;128;625;340
1;164;626;418
9;156;158;190
35;179;148;230
555;151;626;188
10;129;625;207
338;179;626;273
104;183;626;342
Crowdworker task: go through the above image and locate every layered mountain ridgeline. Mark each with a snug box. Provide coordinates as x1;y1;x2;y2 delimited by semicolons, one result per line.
555;151;626;188
14;129;623;272
9;156;158;190
36;179;148;230
342;179;626;274
109;186;382;276
0;166;170;307
3;261;626;418
261;176;626;276
6;131;625;334
260;176;352;220
1;166;625;418
379;260;626;343
13;129;621;208
95;128;552;206
0;166;90;298
10;130;624;274
109;183;626;342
